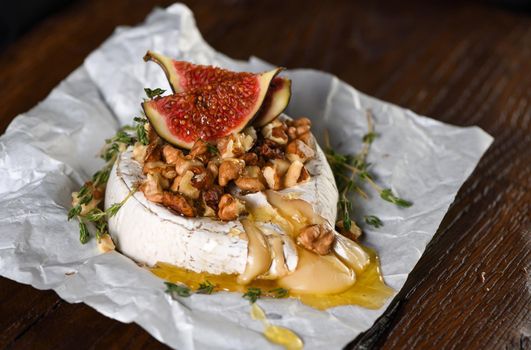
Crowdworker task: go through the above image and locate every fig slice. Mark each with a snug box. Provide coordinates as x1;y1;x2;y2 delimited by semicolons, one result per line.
252;77;292;127
142;60;281;149
144;51;291;127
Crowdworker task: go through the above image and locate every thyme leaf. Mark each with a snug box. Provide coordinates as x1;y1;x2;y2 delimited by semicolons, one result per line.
197;280;215;295
364;215;383;228
79;221;89;244
268;287;289;298
380;189;412;208
243;287;262;303
165;282;191;297
68;205;81;221
144;87;166;99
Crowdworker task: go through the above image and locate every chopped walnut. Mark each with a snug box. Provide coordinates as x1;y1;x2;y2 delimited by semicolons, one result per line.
336;220;362;241
218;194;246;221
170;175;182;192
207;159;220;179
175;157;203;176
162;144;184;165
177;170;201;199
257;139;284;159
144;142;163;163
240;152;259;166
140;173;165;203
297;224;335;255
284;160;310;188
262;120;288;145
235;177;265;193
270;159;290;176
146;123;160;144
161;191;196;217
143;161;177;179
218;158;245;186
202;185;224;212
188;165;214;190
262;164;282;190
217;127;257;159
286;139;315;163
190;139;214;162
297;131;314;148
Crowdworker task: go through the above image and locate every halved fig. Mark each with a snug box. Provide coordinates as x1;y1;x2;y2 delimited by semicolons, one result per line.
144;51;291;128
142;63;281;149
252;77;292;127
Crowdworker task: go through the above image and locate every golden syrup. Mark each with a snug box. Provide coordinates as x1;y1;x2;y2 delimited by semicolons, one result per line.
251;303;303;350
150;246;393;310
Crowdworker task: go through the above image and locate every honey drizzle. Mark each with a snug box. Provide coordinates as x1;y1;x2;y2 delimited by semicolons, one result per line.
251;303;303;350
150;246;393;310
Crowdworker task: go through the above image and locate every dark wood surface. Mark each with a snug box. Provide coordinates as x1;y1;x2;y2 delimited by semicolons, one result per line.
0;1;529;349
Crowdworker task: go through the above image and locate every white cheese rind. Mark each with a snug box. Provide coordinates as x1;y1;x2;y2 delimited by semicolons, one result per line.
105;134;338;276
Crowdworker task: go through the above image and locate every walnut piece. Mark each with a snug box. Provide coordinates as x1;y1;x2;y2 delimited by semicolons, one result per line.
235;177;265;193
97;234;115;253
336;220;362;241
177;170;201;199
202;185;224;212
132;142;147;164
143;161;177;179
140;173;165;203
218;158;245;186
286;139;315;163
161;191;196;217
262;120;288;145
297;224;335;255
190;139;214;162
162;144;184;165
262;164;282;190
217;127;257;159
284;160;310;188
218;194;246;221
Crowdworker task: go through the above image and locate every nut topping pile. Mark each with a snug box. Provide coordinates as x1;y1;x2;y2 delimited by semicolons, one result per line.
134;117;315;221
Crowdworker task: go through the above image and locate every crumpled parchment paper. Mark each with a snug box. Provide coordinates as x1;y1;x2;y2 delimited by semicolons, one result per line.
0;3;493;349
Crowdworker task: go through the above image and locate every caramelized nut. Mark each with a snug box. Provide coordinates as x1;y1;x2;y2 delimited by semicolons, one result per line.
218;194;246;221
297;224;335;255
207;159;220;179
297;131;314;148
262;164;282;190
143;161;177;179
162;144;184;165
184;165;212;189
217;128;257;159
97;234;115;253
257;139;284;159
336;220;362;241
284;160;311;188
218;158;245;186
177;170;200;199
202;185;224;212
262;121;288;145
235;177;265;193
140;173;165;203
286;139;315;163
162;191;196;217
240;152;259;166
190;139;213;162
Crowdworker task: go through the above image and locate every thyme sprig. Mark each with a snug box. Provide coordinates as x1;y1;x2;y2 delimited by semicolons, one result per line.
324;110;412;230
165;280;217;298
68;117;147;244
144;87;166;99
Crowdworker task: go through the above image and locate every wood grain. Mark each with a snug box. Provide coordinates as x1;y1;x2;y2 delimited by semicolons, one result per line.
0;1;529;349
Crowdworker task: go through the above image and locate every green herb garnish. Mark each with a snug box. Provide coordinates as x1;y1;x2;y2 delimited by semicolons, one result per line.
268;287;289;298
243;287;262;303
364;215;383;228
324;109;412;231
144;87;166;99
165;282;191;297
79;221;89;244
197;280;215;295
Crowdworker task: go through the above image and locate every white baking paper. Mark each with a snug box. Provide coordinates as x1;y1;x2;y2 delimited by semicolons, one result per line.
0;3;493;349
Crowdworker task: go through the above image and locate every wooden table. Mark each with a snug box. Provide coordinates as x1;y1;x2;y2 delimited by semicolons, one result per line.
0;1;529;349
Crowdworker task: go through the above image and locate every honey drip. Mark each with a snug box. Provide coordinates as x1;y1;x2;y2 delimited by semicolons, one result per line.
251;303;303;350
150;246;393;310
